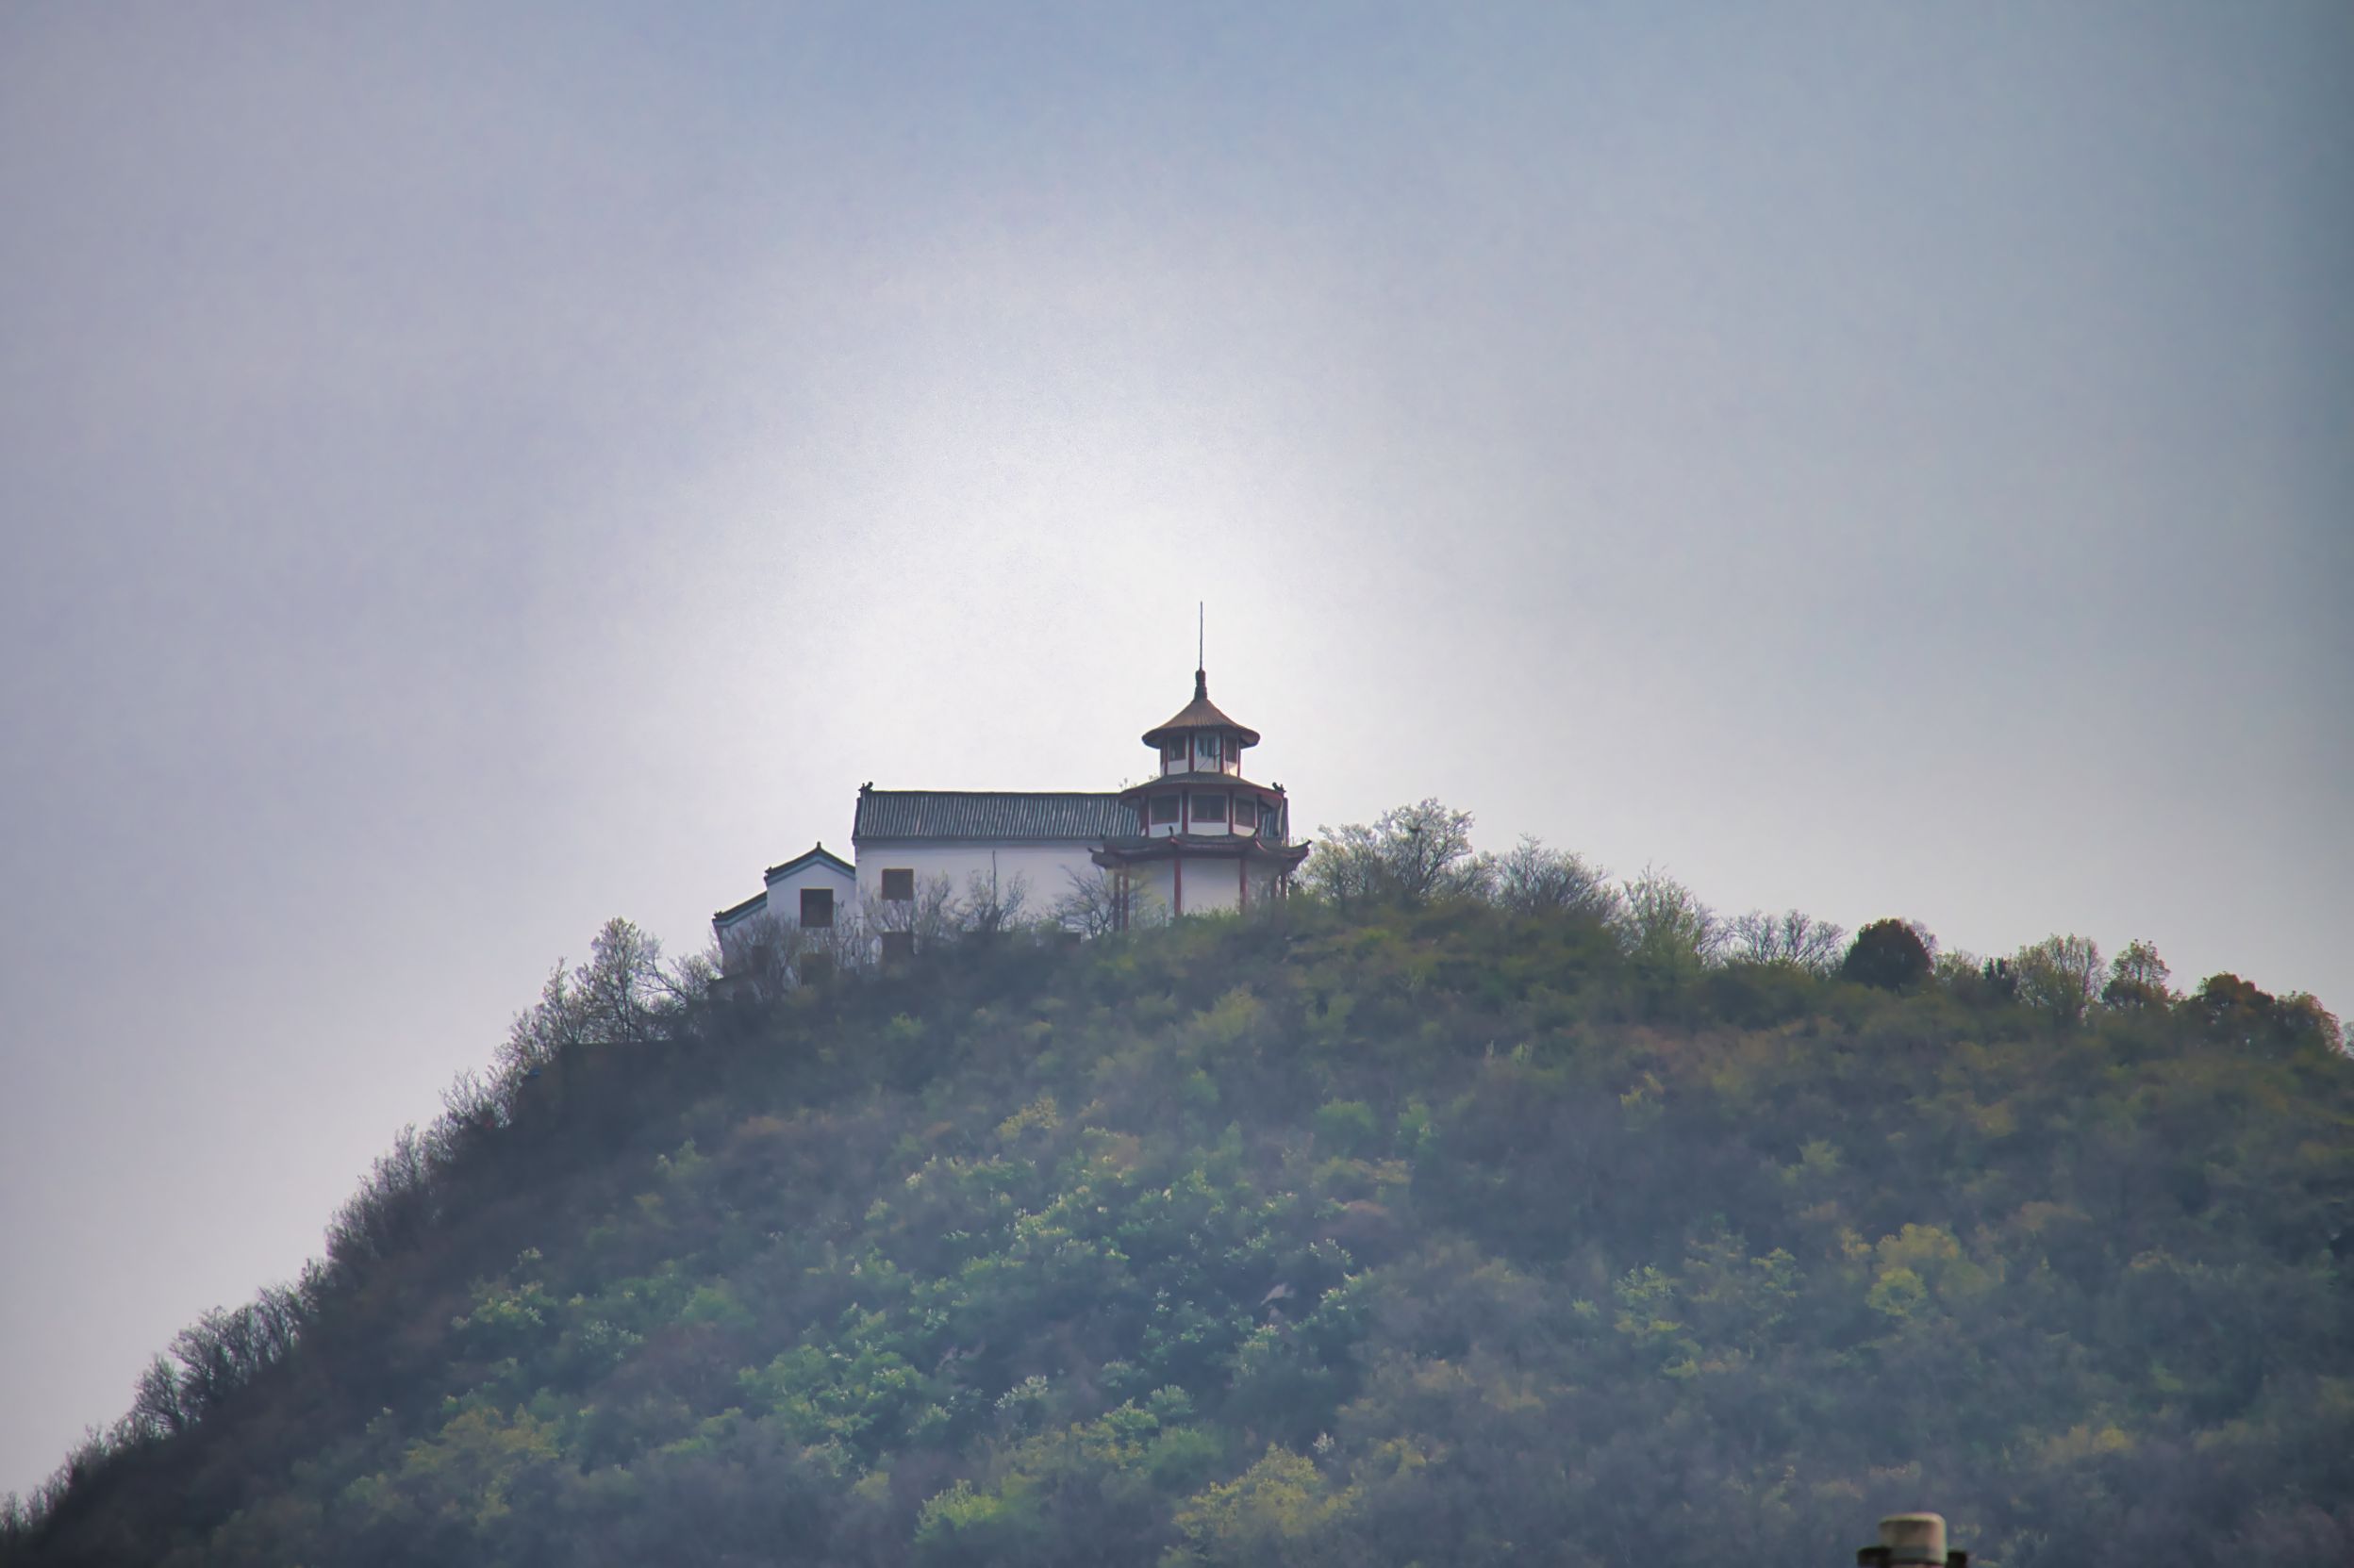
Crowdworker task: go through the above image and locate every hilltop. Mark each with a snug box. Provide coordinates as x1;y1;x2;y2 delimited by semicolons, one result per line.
6;818;2351;1567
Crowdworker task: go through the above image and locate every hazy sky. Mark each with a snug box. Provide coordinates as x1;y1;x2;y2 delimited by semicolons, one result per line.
2;1;2348;1498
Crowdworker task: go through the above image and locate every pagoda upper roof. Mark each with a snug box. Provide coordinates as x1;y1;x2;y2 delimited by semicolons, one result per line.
1142;670;1261;749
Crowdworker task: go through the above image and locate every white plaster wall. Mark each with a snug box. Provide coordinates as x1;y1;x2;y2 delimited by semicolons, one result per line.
854;841;1102;919
1129;859;1176;920
1183;855;1245;915
1130;853;1292;918
713;898;771;962
764;857;857;927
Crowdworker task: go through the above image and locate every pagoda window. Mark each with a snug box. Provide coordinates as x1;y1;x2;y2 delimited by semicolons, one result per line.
1191;792;1228;826
1196;734;1222;768
800;887;835;929
1233;798;1258;832
1151;794;1182;825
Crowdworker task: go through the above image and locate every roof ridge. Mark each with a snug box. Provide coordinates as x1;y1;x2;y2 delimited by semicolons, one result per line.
858;787;1123;798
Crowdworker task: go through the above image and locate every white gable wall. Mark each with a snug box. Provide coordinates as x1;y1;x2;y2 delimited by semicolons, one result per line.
764;856;857;928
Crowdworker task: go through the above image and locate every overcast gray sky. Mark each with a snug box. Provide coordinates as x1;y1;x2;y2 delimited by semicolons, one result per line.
3;0;2348;1498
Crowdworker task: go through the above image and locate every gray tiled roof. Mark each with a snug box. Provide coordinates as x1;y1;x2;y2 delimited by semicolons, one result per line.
854;790;1137;841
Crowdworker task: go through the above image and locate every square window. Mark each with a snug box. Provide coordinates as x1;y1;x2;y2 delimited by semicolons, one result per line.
880;868;915;901
1233;798;1257;831
1191;792;1227;824
1151;794;1182;824
800;886;835;928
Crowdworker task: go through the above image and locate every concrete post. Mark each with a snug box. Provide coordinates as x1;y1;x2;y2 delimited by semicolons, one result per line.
1855;1512;1966;1568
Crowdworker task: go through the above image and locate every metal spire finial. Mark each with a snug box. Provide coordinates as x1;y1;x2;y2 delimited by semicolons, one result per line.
1196;602;1207;699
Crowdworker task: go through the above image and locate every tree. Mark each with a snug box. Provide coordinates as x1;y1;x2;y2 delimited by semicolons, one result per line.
1492;837;1619;921
323;1124;443;1276
1841;918;1932;991
863;873;960;961
2103;939;2173;1010
1052;867;1167;936
127;1357;195;1441
959;865;1032;936
1302;800;1494;909
499;916;685;1074
1727;909;1847;974
1051;867;1123;937
1616;866;1723;1007
2013;934;2103;1027
1933;950;2018;1007
2193;974;2347;1055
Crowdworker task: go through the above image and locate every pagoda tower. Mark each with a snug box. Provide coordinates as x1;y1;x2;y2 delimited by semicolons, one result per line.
1093;667;1310;926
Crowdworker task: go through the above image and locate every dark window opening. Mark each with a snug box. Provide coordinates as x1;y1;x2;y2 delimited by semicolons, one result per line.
1191;792;1228;825
1233;798;1258;832
880;867;915;901
1197;734;1222;767
800;887;835;928
1151;794;1182;825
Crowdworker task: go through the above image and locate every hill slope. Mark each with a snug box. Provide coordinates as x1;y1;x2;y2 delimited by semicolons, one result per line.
8;901;2353;1567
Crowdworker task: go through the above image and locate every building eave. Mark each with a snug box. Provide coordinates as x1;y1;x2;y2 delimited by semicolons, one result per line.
713;890;771;925
1093;837;1311;867
1119;772;1285;799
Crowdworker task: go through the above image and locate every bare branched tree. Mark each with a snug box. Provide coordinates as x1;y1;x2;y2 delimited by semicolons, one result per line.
961;862;1033;935
577;917;668;1045
1493;836;1618;920
863;871;959;960
499;915;706;1067
1052;867;1123;937
323;1123;439;1275
1616;866;1725;982
1728;908;1848;974
127;1356;194;1441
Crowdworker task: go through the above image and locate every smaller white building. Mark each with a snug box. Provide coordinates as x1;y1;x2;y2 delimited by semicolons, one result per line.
710;844;856;948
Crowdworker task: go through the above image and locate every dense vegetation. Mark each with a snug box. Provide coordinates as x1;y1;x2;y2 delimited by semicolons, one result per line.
8;808;2351;1567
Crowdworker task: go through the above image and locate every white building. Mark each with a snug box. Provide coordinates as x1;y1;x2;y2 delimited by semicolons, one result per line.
713;667;1308;966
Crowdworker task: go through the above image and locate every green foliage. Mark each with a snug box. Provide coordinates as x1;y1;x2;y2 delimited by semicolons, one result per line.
1842;916;1934;990
1301;799;1493;909
2014;934;2105;1027
10;898;2353;1568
